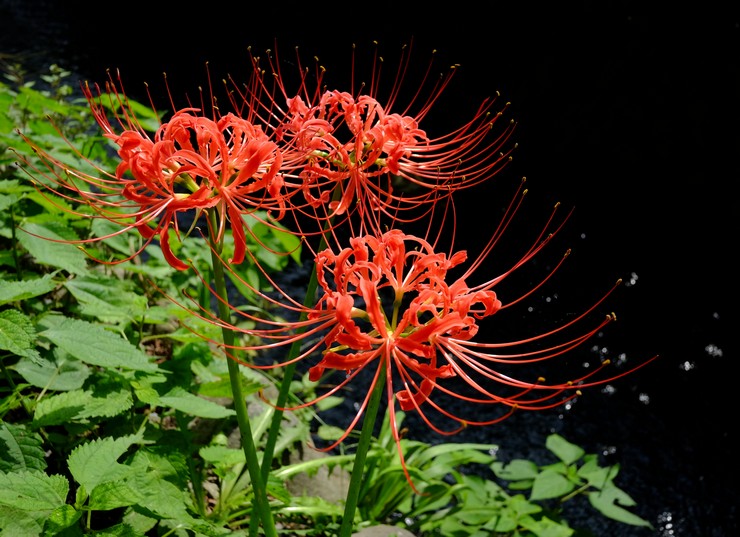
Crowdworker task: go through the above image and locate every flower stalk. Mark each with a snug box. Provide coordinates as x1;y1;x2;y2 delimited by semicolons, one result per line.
207;210;277;537
339;361;387;537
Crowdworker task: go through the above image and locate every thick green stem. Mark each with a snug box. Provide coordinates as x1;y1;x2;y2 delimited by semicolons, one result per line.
259;188;340;479
259;266;319;480
338;365;387;537
208;214;276;537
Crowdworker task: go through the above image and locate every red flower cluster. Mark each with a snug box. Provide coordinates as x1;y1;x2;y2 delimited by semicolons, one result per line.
16;41;655;492
177;180;654;490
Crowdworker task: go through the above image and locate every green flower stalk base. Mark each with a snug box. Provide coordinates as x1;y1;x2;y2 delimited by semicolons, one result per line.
209;217;277;537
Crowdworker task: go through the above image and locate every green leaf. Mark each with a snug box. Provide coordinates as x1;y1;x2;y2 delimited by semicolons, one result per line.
577;455;619;489
530;468;576;501
76;389;134;419
64;274;147;323
32;388;134;426
588;485;653;527
88;479;144;511
13;352;91;391
546;433;585;465
0;505;44;537
32;389;93;427
0;422;46;473
199;445;245;468
491;458;539;481
38;316;159;372
17;219;89;275
67;433;142;492
519;515;575;537
159;387;236;419
0;308;41;363
0;471;72;536
0;470;69;511
43;504;82;534
0;274;57;305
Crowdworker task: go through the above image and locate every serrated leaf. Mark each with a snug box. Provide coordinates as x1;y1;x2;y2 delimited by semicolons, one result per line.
88;479;144;511
13;352;90;391
0;504;45;536
127;470;196;525
67;433;142;492
158;387;235;419
0;308;41;363
32;387;134;427
31;389;91;427
43;504;82;534
199;445;245;467
0;471;69;511
0;422;46;473
64;275;147;322
0;273;57;305
38;316;158;372
546;434;585;465
76;389;134;419
588;485;653;527
530;468;576;501
17;220;89;275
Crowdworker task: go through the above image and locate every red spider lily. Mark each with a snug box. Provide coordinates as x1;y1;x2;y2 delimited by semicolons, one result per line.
15;71;288;270
170;180;657;492
226;41;517;235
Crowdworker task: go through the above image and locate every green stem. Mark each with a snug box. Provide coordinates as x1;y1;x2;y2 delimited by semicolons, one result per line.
338;365;387;537
208;214;277;537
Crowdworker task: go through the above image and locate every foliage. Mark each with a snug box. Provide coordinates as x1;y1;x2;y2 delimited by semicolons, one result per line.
0;62;651;536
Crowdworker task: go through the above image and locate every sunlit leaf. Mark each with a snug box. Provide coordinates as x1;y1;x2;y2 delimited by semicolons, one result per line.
0;308;41;363
0;273;57;306
546;434;585;465
530;468;576;501
0;422;46;473
17;219;89;275
588;485;653;527
13;352;90;391
158;387;235;419
67;432;143;492
38;316;159;372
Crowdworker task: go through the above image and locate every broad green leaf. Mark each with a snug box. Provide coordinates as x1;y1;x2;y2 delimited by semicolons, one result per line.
0;273;57;305
0;422;46;473
43;504;82;534
91;217;140;255
546;434;585;465
13;352;90;391
127;471;196;526
38;316;159;372
199;445;245;468
0;504;45;536
588;485;653;527
88;480;144;511
32;388;134;426
0;470;69;511
491;458;539;481
67;433;142;492
577;455;619;488
0;308;41;363
76;389;134;419
32;389;93;427
64;274;147;322
519;515;575;537
17;219;89;275
158;387;236;419
530;468;576;501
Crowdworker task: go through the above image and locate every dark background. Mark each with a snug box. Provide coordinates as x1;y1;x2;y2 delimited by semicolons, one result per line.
2;1;737;535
